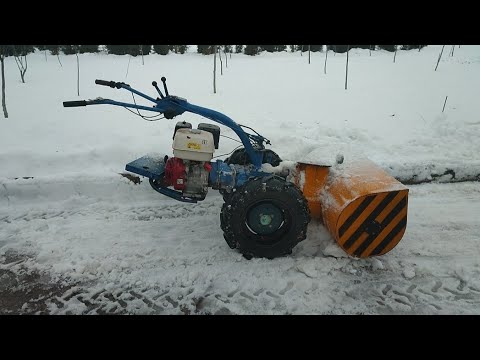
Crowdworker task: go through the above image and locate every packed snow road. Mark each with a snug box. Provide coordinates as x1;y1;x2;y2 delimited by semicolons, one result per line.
1;176;479;315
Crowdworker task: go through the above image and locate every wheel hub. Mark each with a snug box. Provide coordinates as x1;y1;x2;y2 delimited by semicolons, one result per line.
260;214;272;226
247;202;284;235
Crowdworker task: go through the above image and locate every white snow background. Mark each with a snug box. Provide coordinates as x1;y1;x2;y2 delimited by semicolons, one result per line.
1;45;480;314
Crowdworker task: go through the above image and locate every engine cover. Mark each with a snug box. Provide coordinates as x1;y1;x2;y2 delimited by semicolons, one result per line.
173;128;215;161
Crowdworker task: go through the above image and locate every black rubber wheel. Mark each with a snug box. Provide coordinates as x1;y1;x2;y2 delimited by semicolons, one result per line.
220;176;310;259
225;148;282;167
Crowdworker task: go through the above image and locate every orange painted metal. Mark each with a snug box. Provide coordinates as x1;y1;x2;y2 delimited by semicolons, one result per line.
294;159;409;258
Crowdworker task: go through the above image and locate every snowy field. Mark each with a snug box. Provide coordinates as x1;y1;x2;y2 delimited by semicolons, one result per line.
1;45;480;314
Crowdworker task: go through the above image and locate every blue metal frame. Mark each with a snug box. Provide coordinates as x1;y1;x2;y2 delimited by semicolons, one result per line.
209;160;271;190
86;82;268;169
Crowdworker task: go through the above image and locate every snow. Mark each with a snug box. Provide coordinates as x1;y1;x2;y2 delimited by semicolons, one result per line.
1;45;480;314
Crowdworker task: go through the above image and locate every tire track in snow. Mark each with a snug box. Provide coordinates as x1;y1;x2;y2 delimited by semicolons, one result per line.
1;178;480;314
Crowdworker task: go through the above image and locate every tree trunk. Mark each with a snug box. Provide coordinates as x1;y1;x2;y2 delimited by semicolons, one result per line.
301;45;303;56
213;46;217;94
369;45;372;56
141;45;144;65
450;45;455;57
126;55;131;78
435;45;445;71
57;54;63;67
218;46;223;75
76;52;80;96
345;45;350;90
324;48;328;74
393;47;397;63
308;45;311;64
45;50;47;62
1;57;8;118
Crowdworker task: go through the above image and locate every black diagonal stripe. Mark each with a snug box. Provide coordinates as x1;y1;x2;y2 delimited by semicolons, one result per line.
343;191;400;250
370;216;408;256
353;196;407;256
338;195;376;238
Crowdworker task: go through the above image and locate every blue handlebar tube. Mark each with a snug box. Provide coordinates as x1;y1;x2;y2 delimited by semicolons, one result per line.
81;81;268;169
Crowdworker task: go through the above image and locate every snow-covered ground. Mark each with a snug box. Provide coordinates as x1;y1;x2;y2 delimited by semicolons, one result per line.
1;45;479;314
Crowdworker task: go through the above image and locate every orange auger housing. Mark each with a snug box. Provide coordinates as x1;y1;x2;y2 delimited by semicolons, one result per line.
294;159;409;258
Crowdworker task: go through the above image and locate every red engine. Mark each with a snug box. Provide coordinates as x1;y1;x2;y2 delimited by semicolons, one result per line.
163;157;187;190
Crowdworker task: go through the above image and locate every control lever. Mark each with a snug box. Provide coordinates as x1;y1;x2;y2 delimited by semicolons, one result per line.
152;81;165;99
161;77;169;96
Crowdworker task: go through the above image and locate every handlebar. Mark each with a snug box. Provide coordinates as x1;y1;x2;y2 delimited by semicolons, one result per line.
63;100;87;107
95;79;130;89
95;79;116;88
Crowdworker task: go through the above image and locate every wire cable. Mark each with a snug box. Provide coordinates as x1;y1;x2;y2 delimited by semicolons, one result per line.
212;145;243;159
131;93;164;119
219;134;242;144
121;93;165;121
122;106;165;121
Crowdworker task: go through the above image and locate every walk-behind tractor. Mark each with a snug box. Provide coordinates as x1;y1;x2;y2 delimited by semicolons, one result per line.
63;78;409;259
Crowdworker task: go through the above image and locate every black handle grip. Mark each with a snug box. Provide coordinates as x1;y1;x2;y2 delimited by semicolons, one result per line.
63;100;87;107
161;77;169;96
95;79;116;88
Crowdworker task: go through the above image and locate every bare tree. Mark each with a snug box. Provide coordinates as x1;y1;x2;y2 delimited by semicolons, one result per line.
57;53;63;67
308;45;311;64
324;47;328;74
0;47;8;118
44;50;47;62
442;96;448;112
13;46;28;83
218;46;223;75
435;45;445;71
369;45;372;56
393;45;398;63
301;45;303;56
213;45;217;94
345;45;350;90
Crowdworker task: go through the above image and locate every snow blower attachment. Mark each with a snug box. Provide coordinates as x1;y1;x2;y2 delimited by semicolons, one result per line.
295;160;408;258
63;78;409;259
